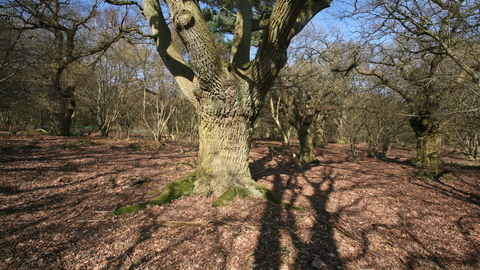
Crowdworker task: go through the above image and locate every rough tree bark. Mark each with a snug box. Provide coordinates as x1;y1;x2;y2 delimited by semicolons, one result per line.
409;116;444;172
135;0;332;206
50;84;76;136
49;58;76;136
313;115;326;148
297;114;319;163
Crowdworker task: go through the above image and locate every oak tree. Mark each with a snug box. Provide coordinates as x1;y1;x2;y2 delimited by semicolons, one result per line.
110;0;332;212
351;0;480;172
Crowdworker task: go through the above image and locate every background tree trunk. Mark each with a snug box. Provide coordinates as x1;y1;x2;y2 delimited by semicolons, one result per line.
313;115;326;148
297;120;318;163
51;86;75;136
415;134;444;172
409;117;444;172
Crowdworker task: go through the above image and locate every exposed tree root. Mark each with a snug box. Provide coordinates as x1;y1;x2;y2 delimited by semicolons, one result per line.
112;171;302;216
212;187;243;207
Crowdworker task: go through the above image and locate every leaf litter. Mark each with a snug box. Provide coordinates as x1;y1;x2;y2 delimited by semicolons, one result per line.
0;134;479;269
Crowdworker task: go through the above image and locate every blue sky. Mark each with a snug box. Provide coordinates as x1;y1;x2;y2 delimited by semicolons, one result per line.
311;1;358;38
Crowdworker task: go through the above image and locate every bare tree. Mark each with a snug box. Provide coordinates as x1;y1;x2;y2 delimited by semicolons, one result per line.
273;29;360;163
1;0;133;135
447;89;480;161
0;16;36;127
139;89;176;142
349;0;480;172
0;19;35;86
79;41;146;137
269;96;302;169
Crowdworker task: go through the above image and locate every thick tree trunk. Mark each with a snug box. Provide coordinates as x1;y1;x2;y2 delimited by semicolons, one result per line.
415;134;444;171
193;75;265;199
297;122;317;163
295;111;319;163
367;138;379;158
409;117;444;172
333;114;348;144
51;86;75;136
195;112;255;197
135;0;331;209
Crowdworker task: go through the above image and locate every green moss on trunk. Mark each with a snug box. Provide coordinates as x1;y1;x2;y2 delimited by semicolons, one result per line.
211;180;303;209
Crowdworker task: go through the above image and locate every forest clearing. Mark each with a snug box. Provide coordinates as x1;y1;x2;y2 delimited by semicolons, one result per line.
1;133;479;269
2;0;480;269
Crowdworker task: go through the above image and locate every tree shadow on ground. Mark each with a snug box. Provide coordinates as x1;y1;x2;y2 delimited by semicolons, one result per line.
3;136;479;269
0;136;175;269
251;145;344;269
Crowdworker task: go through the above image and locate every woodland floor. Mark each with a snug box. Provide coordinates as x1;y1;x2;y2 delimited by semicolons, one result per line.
0;132;479;270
